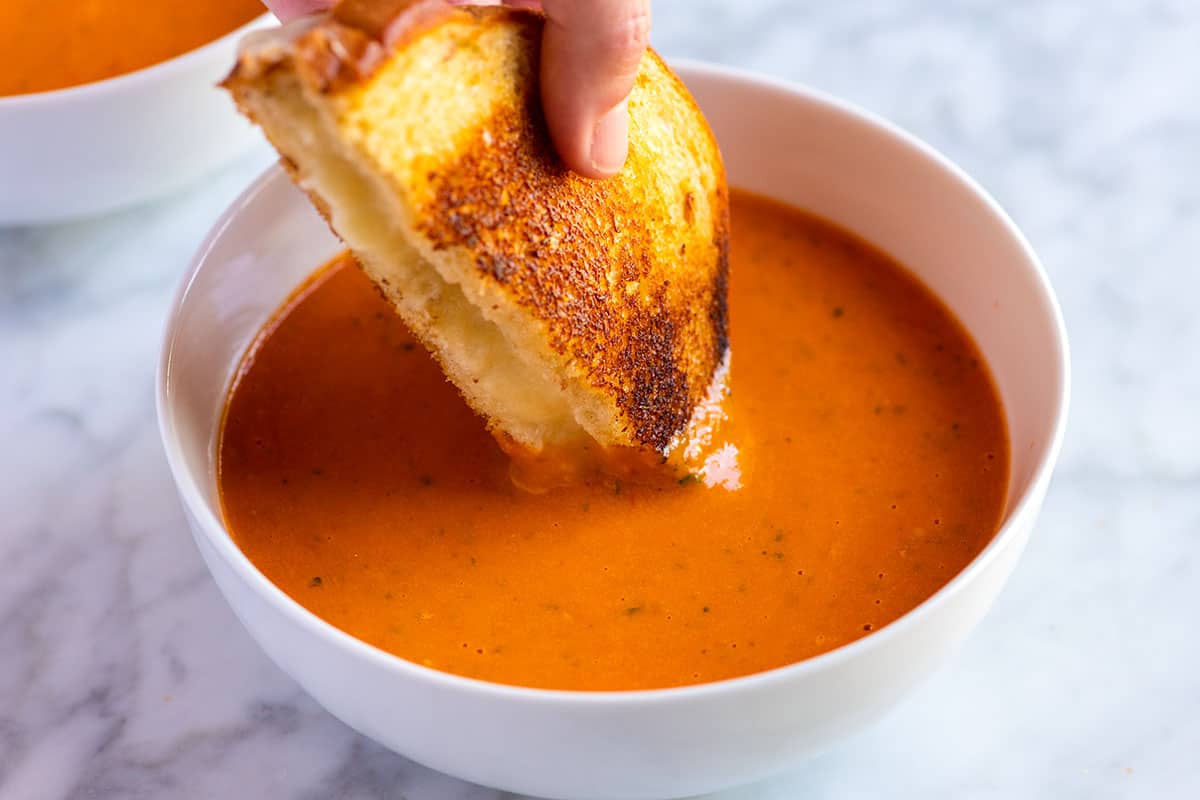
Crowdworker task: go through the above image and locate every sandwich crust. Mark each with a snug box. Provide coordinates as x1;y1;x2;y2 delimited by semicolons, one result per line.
223;0;729;479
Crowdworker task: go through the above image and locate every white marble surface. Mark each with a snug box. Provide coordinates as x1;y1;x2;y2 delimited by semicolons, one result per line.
2;1;1198;797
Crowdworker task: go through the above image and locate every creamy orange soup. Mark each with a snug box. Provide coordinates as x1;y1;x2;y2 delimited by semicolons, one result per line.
0;0;264;96
218;192;1010;691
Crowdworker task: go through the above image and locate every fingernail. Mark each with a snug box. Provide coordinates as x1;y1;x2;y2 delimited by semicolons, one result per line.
589;101;630;176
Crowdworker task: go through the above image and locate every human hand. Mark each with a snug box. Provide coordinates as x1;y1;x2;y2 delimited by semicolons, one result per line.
263;0;650;178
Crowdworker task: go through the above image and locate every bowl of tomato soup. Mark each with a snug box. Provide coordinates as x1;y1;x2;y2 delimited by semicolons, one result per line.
158;63;1069;799
0;1;273;225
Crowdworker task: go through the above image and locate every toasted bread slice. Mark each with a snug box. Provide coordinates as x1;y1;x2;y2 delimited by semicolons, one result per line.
222;0;729;482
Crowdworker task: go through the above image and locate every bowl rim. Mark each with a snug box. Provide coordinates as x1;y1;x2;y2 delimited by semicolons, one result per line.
0;11;274;108
156;58;1071;706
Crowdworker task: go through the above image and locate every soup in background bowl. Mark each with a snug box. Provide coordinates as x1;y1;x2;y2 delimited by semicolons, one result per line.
158;63;1069;800
0;2;273;225
0;0;265;97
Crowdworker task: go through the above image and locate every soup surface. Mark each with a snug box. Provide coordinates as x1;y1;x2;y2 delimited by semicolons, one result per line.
0;0;264;96
219;192;1010;691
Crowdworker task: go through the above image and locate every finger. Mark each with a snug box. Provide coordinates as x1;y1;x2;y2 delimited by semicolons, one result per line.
539;0;651;178
263;0;331;22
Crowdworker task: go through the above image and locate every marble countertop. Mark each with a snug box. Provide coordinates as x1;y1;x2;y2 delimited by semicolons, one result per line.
2;1;1197;797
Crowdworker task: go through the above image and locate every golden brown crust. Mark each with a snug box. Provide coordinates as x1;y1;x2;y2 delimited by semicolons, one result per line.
414;47;727;449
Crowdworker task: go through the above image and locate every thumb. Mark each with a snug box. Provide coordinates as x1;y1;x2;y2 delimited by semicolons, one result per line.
539;0;651;178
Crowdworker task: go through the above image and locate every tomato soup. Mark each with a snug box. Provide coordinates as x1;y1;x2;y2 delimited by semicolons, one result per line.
218;192;1010;691
0;0;264;96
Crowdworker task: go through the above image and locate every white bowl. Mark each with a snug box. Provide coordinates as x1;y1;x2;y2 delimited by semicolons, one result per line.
0;13;274;226
157;62;1069;800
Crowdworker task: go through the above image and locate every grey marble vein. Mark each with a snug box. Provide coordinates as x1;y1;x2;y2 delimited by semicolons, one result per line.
2;1;1198;797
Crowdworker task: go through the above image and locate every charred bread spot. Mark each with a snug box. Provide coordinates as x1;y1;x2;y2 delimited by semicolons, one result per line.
709;209;731;360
